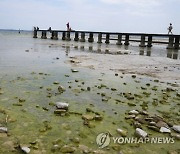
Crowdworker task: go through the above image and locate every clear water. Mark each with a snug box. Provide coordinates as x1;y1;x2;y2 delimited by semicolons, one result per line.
0;30;179;154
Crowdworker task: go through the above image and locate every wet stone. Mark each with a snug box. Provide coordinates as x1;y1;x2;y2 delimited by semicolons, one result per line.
147;126;159;132
53;81;60;84
135;128;148;138
160;127;171;133
94;115;103;121
129;110;139;115
51;144;60;152
82;114;94;121
56;102;69;110
54;109;67;115
117;128;127;137
155;121;169;128
21;146;31;154
71;69;79;73
58;86;66;93
0;127;8;133
60;145;76;153
172;125;180;133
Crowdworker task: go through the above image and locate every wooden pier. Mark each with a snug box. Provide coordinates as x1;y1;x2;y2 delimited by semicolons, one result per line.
33;29;180;49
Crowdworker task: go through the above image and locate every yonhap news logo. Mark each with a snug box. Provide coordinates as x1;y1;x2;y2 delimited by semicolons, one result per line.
96;133;111;148
96;132;175;148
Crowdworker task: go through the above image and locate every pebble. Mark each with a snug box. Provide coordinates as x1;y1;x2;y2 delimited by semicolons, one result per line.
56;102;69;110
71;69;79;73
117;128;127;137
129;110;139;115
0;127;8;133
21;147;31;154
82;114;94;121
135;128;148;138
160;127;171;133
172;125;180;133
60;145;76;153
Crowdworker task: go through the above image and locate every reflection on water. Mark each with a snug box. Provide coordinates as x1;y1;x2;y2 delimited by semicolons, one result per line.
167;49;179;60
139;47;151;57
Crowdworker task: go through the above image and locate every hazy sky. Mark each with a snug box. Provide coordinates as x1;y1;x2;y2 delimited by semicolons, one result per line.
0;0;180;34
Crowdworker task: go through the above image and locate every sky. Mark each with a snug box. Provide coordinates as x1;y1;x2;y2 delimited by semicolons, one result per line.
0;0;180;34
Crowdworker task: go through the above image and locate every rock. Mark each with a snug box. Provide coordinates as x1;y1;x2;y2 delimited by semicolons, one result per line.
125;115;136;119
132;75;136;78
79;144;91;153
135;128;148;138
71;69;79;73
51;144;60;152
111;88;117;91
53;81;60;84
0;127;8;133
87;87;91;91
171;133;180;140
56;102;69;110
21;147;31;153
94;115;103;121
147;126;159;132
127;102;136;106
60;145;76;153
172;125;180;133
129;110;139;115
58;86;66;93
54;109;67;115
133;121;142;128
82;114;94;121
160;127;171;133
117;129;127;137
156;121;169;128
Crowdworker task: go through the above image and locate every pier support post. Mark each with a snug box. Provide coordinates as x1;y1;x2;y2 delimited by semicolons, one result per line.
74;32;79;41
41;31;47;39
33;30;37;38
88;33;94;43
66;32;71;41
80;32;85;42
51;31;58;40
124;34;129;46
147;35;152;47
105;34;110;44
97;33;102;43
116;34;122;45
174;36;180;49
167;36;174;49
62;32;66;40
51;31;54;39
139;35;146;47
53;32;58;40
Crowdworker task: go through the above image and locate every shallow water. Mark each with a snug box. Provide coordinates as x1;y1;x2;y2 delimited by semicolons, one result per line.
0;30;180;154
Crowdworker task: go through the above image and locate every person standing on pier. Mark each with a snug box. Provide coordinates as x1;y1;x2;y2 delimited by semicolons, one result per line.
168;23;173;34
66;22;70;31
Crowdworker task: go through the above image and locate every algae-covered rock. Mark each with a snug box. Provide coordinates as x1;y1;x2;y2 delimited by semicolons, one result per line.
58;85;66;93
117;128;127;137
60;145;76;153
82;114;94;121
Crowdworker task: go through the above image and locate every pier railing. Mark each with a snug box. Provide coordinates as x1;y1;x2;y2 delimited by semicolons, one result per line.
33;29;180;49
